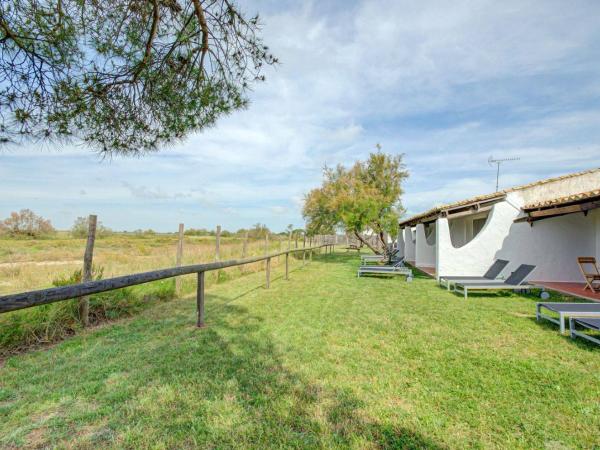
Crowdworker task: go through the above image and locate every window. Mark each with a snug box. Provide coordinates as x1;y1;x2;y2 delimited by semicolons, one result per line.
472;218;487;237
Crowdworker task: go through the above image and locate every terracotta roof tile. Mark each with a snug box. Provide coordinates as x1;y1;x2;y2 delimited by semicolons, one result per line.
399;167;600;227
399;192;504;226
523;189;600;210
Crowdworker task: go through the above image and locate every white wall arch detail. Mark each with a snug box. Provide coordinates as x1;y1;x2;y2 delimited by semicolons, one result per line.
436;192;600;282
436;199;520;278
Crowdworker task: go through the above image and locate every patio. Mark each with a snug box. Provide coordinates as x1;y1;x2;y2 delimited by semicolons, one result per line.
533;281;600;303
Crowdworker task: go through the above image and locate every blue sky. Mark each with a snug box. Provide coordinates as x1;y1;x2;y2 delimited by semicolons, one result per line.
2;0;600;232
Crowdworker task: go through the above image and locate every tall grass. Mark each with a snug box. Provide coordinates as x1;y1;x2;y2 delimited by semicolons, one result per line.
0;267;175;357
0;233;303;295
0;233;311;356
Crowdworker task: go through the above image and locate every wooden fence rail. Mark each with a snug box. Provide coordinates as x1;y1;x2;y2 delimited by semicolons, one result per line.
0;244;336;328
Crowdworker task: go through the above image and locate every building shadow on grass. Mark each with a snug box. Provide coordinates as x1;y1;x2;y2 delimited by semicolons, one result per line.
3;290;447;449
161;301;449;449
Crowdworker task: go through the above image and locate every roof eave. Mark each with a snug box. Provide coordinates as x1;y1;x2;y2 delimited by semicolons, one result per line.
399;194;505;228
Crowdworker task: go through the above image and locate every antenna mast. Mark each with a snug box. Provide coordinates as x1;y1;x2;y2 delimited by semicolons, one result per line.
488;155;520;191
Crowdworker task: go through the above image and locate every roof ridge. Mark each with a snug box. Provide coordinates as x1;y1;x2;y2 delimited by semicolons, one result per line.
399;167;600;226
523;188;600;209
504;167;600;193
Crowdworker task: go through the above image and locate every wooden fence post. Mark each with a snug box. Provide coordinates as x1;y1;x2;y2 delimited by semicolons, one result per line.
196;271;205;327
265;232;269;254
303;233;306;248
79;214;97;327
302;249;305;266
240;230;248;273
266;257;271;288
295;233;298;249
215;225;221;261
242;231;248;258
288;230;292;250
285;252;289;279
175;223;184;295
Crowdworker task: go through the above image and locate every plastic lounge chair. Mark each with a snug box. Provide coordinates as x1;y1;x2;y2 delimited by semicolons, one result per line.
357;260;412;278
361;249;400;263
359;257;405;269
453;264;536;299
569;317;600;346
536;302;600;333
362;253;403;266
577;257;600;292
439;259;509;291
358;259;405;270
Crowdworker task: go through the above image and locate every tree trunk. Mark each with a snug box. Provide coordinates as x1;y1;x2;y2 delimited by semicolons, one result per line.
378;230;389;257
353;231;381;254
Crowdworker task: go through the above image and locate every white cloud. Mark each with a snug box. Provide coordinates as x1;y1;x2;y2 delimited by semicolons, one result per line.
2;0;600;231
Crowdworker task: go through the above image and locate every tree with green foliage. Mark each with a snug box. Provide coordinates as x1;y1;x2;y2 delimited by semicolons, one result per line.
0;0;277;154
71;217;112;238
303;151;408;256
248;223;269;239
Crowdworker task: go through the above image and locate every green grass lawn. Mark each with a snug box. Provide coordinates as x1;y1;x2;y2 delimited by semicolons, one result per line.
1;253;599;449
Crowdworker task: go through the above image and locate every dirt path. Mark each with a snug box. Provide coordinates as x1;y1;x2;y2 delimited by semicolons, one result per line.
0;260;81;268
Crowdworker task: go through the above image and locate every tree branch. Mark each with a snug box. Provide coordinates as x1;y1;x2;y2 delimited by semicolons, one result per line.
133;0;160;81
191;0;209;74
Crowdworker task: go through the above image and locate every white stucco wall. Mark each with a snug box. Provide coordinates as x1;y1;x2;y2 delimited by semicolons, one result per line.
415;223;436;268
436;199;520;278
396;226;405;257
437;192;600;282
595;209;600;261
403;227;415;262
495;211;596;282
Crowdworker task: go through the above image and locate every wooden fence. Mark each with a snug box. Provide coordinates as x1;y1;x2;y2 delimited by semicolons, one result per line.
0;243;336;328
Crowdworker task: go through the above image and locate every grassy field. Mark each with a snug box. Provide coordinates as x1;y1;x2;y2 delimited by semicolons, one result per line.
0;253;598;449
0;232;296;296
0;233;305;355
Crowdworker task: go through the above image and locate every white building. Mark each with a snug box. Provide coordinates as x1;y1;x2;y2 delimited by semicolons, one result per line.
397;168;600;298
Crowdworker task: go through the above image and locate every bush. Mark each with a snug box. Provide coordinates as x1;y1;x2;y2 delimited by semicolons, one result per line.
70;216;112;238
0;267;175;357
0;209;55;237
184;228;215;237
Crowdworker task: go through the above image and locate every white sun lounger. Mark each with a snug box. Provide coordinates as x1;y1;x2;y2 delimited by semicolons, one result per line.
569;317;600;346
439;259;509;291
361;249;400;264
537;302;600;333
453;264;536;299
357;260;412;278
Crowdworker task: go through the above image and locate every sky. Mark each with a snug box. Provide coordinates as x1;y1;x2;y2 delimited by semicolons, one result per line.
2;0;600;232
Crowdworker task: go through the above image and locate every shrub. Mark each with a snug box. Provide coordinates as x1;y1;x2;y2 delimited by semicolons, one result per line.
184;228;214;236
70;216;112;238
1;209;55;237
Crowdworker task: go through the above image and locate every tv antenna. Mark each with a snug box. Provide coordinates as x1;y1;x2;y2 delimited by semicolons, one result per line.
488;155;520;191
